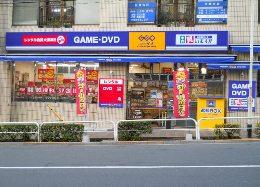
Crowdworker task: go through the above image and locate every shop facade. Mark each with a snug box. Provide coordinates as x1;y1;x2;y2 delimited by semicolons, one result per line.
1;30;235;126
0;0;260;129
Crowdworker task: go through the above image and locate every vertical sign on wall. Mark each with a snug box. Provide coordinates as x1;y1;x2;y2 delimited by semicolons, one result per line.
197;98;225;129
128;1;156;23
99;78;124;108
228;80;256;111
75;69;87;115
196;0;228;24
173;69;189;118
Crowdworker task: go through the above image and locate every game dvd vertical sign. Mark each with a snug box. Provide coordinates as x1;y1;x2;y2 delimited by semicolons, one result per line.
228;80;256;111
75;69;87;115
173;69;190;118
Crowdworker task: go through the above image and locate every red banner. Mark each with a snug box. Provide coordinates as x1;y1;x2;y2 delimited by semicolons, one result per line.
173;69;189;118
99;78;124;108
75;69;87;115
22;35;67;46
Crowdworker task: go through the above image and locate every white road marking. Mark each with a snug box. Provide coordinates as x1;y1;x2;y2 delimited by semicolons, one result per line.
0;165;260;169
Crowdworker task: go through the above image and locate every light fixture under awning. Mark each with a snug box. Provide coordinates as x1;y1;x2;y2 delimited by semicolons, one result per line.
230;45;260;53
0;55;236;63
208;62;260;70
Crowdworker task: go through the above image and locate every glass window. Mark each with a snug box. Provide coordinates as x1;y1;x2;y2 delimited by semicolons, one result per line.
13;62;99;104
158;0;195;27
258;0;260;23
127;62;224;122
75;0;100;24
39;0;75;28
13;0;39;25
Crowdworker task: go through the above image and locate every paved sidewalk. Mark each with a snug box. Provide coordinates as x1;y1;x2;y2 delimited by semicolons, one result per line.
0;138;260;146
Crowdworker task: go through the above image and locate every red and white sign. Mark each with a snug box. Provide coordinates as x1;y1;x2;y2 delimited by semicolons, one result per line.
22;35;67;46
99;78;124;108
75;69;87;115
173;69;190;118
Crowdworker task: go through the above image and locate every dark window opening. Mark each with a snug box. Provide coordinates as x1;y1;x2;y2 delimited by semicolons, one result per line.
157;0;195;27
38;0;75;28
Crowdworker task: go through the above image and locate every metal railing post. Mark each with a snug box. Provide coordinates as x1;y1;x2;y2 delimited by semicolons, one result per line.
38;122;41;142
195;120;200;140
114;121;118;142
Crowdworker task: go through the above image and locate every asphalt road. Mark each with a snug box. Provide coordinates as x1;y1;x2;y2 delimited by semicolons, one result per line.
0;142;259;187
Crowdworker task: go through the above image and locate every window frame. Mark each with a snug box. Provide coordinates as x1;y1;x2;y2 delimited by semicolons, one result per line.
12;0;39;26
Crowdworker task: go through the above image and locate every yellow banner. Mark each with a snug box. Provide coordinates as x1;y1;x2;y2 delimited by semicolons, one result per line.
129;32;165;50
197;98;225;129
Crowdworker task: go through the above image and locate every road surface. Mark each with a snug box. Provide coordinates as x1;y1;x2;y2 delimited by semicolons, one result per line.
0;142;259;187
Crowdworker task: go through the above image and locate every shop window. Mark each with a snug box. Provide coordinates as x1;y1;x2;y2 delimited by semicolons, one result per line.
13;62;99;104
259;0;260;23
13;0;39;25
157;0;195;27
128;0;194;26
127;62;224;121
257;70;260;97
38;0;75;28
75;0;100;25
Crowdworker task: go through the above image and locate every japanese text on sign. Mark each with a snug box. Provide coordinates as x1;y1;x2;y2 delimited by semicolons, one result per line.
99;78;124;108
75;69;87;115
173;69;189;118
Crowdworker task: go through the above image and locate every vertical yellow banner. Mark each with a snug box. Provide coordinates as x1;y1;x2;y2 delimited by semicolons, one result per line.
197;98;225;129
129;32;165;50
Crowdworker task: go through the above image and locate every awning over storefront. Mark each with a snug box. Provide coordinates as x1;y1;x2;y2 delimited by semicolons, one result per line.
230;45;260;53
208;61;260;70
0;55;236;63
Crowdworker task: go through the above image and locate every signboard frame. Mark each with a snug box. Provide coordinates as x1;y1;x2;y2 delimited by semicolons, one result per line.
228;80;256;111
99;78;124;108
196;0;228;24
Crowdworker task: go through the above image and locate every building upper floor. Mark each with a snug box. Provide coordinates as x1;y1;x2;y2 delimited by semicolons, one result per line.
0;0;260;45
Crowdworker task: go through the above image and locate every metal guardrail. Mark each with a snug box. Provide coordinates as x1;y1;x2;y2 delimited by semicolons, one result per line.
197;116;260;140
0;122;40;142
1;117;259;142
115;118;198;142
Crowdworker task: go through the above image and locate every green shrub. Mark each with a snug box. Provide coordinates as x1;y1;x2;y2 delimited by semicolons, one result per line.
118;121;152;141
224;123;241;138
40;123;84;142
0;124;38;142
213;123;241;139
255;123;260;138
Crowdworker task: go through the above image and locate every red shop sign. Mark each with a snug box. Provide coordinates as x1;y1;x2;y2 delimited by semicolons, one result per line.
99;78;124;108
173;69;190;118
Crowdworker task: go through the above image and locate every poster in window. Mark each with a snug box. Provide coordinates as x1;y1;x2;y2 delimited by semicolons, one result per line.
86;70;99;83
173;69;189;118
38;69;55;81
190;82;207;101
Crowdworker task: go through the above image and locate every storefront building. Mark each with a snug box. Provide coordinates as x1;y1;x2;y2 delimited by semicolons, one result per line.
0;0;260;129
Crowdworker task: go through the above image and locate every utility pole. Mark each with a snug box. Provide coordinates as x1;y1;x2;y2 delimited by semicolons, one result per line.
247;0;255;138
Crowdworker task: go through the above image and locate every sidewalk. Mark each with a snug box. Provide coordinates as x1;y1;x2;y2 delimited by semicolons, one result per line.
1;138;260;146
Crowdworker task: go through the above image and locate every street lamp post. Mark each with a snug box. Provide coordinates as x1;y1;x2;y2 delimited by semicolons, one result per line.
247;0;255;138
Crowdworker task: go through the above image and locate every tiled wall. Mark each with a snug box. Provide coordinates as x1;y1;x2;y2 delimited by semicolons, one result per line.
0;0;260;123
